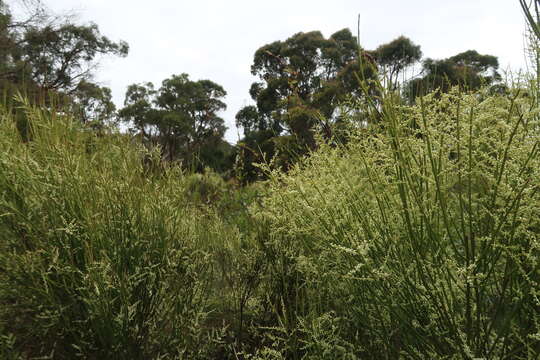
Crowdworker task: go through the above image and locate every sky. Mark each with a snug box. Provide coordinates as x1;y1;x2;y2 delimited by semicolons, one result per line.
38;0;529;142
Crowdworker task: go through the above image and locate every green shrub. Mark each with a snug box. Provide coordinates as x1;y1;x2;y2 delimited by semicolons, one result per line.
182;167;229;204
0;99;225;358
2;83;539;359
258;87;540;359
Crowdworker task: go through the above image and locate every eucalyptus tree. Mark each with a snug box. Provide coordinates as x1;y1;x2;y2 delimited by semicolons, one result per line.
241;28;374;149
235;29;423;181
372;35;422;90
156;73;227;162
406;50;500;101
119;74;229;168
0;0;127;125
118;82;158;139
69;80;116;126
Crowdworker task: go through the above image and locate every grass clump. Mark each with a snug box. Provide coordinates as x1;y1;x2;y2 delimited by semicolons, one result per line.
257;87;540;358
0;99;226;359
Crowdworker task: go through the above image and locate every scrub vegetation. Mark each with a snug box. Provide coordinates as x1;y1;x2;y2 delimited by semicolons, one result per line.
0;0;539;358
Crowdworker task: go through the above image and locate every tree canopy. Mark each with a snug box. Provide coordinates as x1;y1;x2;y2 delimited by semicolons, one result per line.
119;74;232;171
234;31;427;181
372;35;422;89
0;0;127;125
406;50;500;101
241;29;375;148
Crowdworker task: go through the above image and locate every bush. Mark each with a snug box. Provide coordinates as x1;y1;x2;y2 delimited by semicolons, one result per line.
182;167;230;204
0;99;225;358
1;85;539;358
257;87;540;358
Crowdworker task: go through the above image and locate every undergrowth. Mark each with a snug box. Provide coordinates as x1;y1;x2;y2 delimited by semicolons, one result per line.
0;83;539;359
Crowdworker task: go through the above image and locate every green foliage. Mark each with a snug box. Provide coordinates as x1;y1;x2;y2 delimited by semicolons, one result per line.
234;129;277;183
119;74;229;171
20;22;128;91
236;105;267;136
182;167;230;204
243;28;372;149
1;3;539;358
0;99;227;358
237;31;423;181
406;50;500;101
257;87;540;358
69;80;116;126
373;35;422;89
118;82;158;135
2;77;539;360
0;0;127;126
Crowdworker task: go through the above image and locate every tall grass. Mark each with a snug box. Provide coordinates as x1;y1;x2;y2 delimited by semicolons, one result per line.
257;84;540;358
0;98;227;358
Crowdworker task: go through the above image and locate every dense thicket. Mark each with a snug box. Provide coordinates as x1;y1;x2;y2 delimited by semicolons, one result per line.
1;0;539;359
1;80;538;359
257;86;540;358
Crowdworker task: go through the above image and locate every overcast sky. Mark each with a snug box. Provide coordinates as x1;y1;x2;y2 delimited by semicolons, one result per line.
41;0;528;142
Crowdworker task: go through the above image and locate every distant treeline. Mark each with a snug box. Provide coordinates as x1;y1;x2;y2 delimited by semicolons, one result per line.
0;0;501;182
